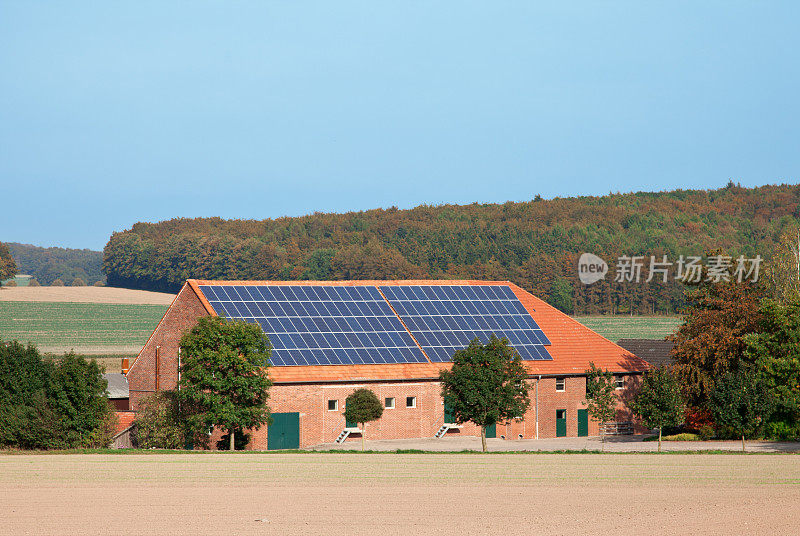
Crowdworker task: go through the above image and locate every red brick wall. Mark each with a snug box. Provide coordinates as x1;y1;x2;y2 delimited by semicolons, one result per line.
127;283;209;410
238;373;641;449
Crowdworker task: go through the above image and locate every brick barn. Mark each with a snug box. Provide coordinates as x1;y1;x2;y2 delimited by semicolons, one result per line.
126;279;648;449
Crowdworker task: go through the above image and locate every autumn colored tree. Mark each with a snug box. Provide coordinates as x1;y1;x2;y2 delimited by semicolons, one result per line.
101;183;799;316
671;280;763;408
0;242;17;282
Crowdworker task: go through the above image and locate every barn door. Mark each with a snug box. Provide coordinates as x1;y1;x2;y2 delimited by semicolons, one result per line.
267;412;300;450
556;409;567;437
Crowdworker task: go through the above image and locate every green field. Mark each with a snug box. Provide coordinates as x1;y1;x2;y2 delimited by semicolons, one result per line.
0;301;168;354
573;315;683;341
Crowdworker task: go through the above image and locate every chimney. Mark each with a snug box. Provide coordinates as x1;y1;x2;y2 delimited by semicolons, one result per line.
121;357;129;375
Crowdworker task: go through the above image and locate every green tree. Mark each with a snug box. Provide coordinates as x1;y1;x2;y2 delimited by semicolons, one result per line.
48;352;116;448
178;317;273;451
70;277;86;286
439;336;530;452
585;362;617;449
708;369;774;451
133;391;186;449
548;277;574;314
0;341;63;449
343;388;384;451
743;298;800;436
301;248;337;280
51;278;64;286
0;342;113;449
630;366;686;451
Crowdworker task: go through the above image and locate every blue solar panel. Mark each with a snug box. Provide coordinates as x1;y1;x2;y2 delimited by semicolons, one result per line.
380;285;552;363
199;285;427;367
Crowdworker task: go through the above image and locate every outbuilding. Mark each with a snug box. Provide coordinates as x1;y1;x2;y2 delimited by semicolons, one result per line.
126;279;648;449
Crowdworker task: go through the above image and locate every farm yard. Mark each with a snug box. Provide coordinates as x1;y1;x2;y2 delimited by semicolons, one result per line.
0;453;797;536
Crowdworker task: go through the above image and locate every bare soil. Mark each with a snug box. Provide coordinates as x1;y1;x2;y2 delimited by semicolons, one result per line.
0;286;175;304
1;453;798;535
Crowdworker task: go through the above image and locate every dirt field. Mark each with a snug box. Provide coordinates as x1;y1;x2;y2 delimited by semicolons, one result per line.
0;286;175;304
1;453;797;535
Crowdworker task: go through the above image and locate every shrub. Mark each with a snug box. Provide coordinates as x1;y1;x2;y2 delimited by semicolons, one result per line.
4;280;17;287
93;280;105;287
0;342;112;449
765;421;800;441
28;278;41;287
645;432;701;442
70;278;86;287
133;391;186;449
51;279;64;286
698;425;715;441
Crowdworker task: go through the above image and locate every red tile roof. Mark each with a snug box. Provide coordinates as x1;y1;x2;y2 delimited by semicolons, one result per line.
186;279;648;383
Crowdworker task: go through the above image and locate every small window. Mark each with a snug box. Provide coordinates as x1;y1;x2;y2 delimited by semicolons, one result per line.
555;377;566;392
556;409;566;420
406;396;416;408
385;397;395;409
327;399;338;411
615;375;624;390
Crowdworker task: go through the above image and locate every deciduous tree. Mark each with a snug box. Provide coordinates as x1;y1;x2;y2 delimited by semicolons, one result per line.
708;369;773;451
439;336;530;452
585;363;617;449
178;317;273;451
343;388;384;451
0;242;17;282
671;280;763;407
630;365;686;451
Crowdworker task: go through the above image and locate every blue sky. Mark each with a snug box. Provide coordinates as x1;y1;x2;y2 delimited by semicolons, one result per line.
1;2;798;250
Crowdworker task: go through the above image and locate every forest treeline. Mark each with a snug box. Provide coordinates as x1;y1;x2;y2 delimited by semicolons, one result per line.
7;243;105;286
103;183;800;315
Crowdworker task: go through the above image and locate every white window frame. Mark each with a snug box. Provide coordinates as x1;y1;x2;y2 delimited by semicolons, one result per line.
327;399;338;411
555;377;566;392
385;397;395;409
406;396;417;408
615;375;625;390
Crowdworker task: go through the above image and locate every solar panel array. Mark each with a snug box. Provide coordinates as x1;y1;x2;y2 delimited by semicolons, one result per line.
380;285;552;362
198;283;552;366
199;285;427;366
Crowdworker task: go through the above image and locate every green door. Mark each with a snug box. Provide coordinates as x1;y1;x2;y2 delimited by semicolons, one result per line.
577;409;588;437
485;422;496;438
444;402;455;424
556;409;567;437
267;412;300;450
345;401;357;428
